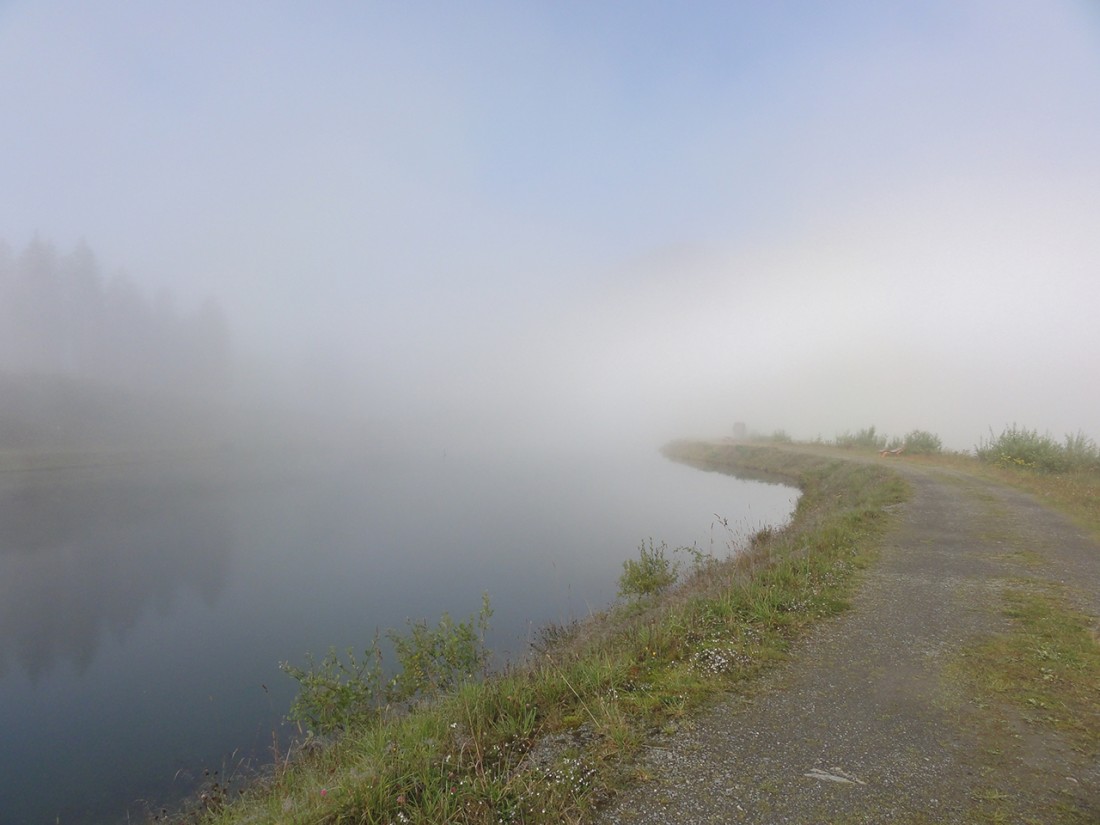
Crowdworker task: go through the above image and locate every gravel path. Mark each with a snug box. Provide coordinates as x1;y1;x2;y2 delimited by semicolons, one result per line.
596;458;1100;823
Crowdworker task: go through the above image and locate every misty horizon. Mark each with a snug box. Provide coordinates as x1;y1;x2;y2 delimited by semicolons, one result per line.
1;229;1094;457
2;6;1099;820
2;3;1098;455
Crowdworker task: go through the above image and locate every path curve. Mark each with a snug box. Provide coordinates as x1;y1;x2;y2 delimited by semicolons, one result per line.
596;458;1100;823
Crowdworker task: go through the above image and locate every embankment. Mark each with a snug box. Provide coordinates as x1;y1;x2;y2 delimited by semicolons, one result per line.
174;443;912;824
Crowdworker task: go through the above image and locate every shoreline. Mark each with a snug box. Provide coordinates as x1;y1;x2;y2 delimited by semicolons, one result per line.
159;442;908;823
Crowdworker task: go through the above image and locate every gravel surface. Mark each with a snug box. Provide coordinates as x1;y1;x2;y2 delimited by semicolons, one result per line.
596;458;1100;824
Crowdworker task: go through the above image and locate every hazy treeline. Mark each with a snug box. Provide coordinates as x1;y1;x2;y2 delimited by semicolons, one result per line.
0;235;230;397
0;236;233;451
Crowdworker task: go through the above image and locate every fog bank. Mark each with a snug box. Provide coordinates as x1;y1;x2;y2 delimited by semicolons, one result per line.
2;2;1098;457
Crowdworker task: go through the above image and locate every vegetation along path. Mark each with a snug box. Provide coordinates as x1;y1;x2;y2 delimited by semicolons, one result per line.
599;447;1100;824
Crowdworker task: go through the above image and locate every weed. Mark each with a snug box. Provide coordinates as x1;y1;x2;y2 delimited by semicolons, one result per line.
618;539;679;599
831;426;943;455
674;542;717;575
834;425;887;450
388;592;494;706
976;425;1099;473
280;593;493;735
280;642;384;733
1062;430;1100;472
900;429;943;455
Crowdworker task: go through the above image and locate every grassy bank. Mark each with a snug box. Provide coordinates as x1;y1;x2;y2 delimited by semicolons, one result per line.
164;443;907;824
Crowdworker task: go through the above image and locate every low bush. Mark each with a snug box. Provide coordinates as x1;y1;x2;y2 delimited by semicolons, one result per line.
835;426;886;450
976;425;1099;473
280;594;493;734
900;429;942;455
280;644;384;733
1062;430;1100;472
619;539;679;598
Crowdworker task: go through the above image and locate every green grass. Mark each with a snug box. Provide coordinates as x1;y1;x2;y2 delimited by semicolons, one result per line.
976;425;1100;474
951;582;1100;825
161;443;908;824
833;425;887;451
959;583;1100;751
618;539;678;599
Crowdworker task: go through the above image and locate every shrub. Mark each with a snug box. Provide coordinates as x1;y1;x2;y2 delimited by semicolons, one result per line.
1062;431;1100;472
281;594;493;733
619;539;678;599
901;429;942;455
280;643;384;733
834;426;886;450
387;593;494;704
975;425;1080;473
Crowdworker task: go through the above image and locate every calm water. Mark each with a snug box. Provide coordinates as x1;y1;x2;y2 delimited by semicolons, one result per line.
0;445;798;823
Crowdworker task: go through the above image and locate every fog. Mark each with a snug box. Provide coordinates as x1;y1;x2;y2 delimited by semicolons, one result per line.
2;1;1098;455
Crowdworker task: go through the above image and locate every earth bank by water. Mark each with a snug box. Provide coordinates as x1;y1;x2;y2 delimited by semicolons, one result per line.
598;447;1100;824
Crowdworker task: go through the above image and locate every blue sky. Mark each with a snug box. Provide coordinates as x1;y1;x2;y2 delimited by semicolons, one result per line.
1;1;1098;450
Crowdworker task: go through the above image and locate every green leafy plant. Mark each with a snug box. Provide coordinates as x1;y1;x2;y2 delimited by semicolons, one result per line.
900;429;942;455
975;425;1098;473
387;592;494;705
280;641;384;733
675;542;717;575
1062;430;1100;472
619;539;679;599
281;594;493;734
834;425;887;450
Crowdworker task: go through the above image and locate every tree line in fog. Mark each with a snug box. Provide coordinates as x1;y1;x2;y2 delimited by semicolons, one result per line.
0;235;233;450
0;235;231;398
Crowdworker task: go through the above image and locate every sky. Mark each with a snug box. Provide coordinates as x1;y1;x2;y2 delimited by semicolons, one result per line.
1;0;1098;452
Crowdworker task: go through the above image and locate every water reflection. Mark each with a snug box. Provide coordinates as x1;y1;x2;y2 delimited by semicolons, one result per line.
0;465;231;680
0;449;798;823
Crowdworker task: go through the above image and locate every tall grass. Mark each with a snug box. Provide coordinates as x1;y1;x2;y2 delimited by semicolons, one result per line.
896;429;942;455
162;445;907;824
976;425;1100;473
834;425;886;450
618;539;678;599
833;426;942;454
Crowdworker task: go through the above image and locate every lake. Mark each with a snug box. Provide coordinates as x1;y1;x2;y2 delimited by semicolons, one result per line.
0;443;798;823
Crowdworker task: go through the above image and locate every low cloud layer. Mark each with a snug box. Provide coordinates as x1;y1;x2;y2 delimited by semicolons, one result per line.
1;1;1097;455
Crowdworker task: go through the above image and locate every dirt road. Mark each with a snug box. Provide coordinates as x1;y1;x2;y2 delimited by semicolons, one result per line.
597;458;1100;823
